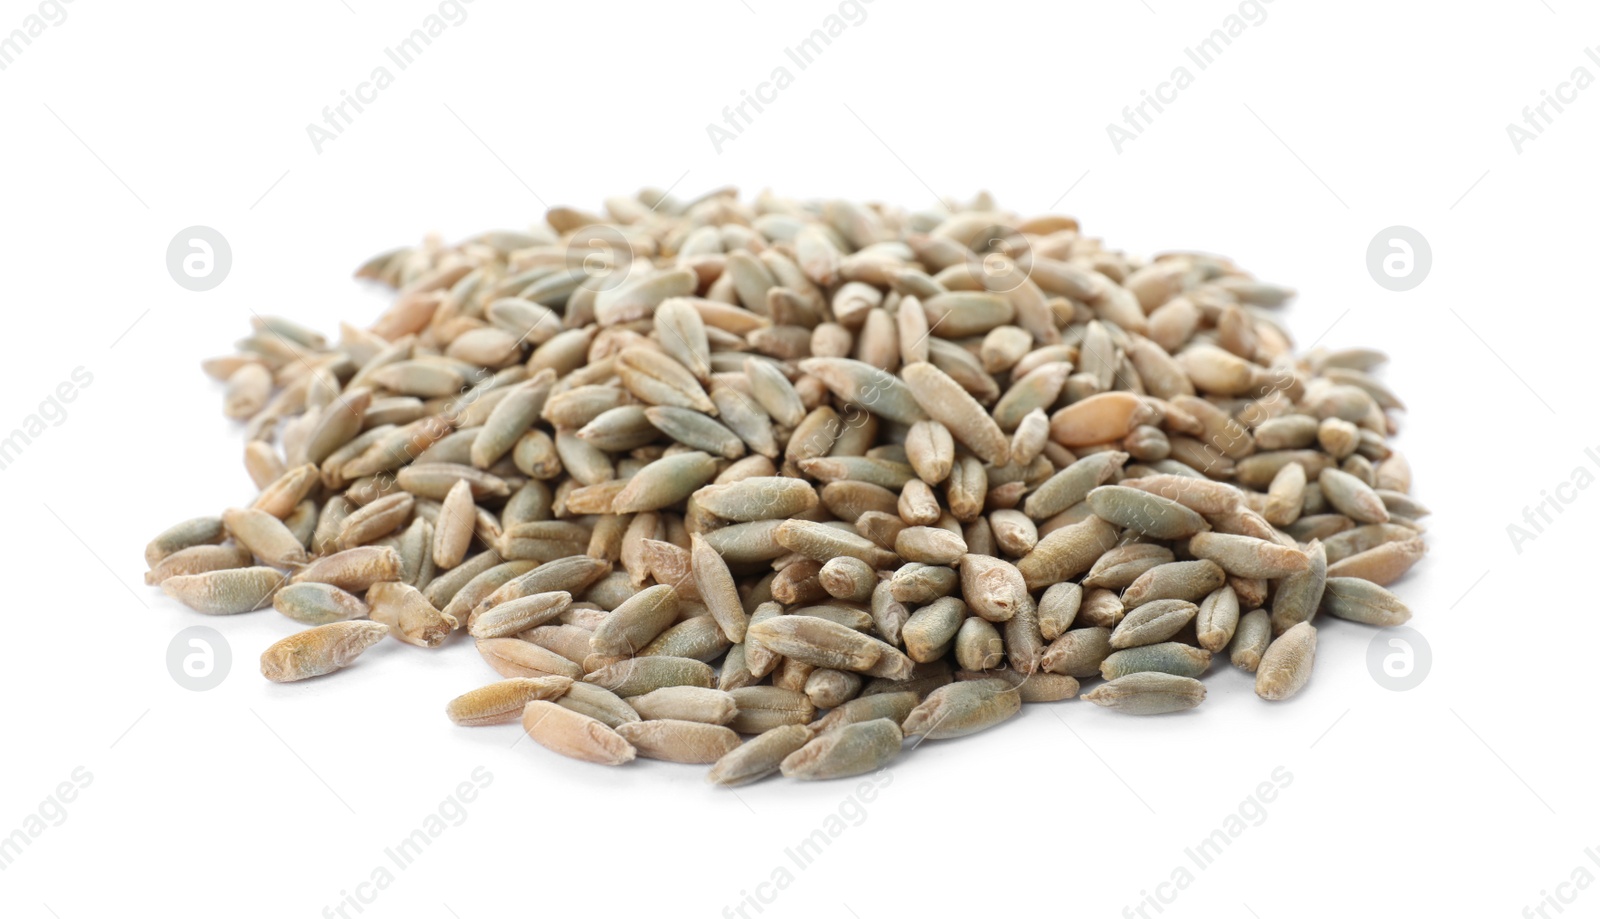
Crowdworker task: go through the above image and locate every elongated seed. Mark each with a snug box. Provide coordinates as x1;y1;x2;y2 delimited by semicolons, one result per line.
744;357;805;427
960;666;1079;701
1324;537;1425;586
818;556;876;602
290;545;404;591
1037;582;1083;640
1078;588;1126;629
1229;609;1273;673
690;534;748;642
1188;532;1309;579
1083;544;1173;591
1119;475;1245;516
1049;392;1154;447
727;686;816;734
1195;585;1241;653
708;725;813;786
145;545;254;586
1083;672;1205;715
145;516;226;567
253;464;323;518
163;567;285;615
955;617;1006;671
1264;461;1306;526
335;492;414;549
1041;627;1112;678
1320;576;1411;626
616;720;741;764
443;560;540;623
555;681;640;728
694;477;818;521
1024;452;1126;521
583;655;715;697
958;554;1027;622
612;451;718;514
521;700;636;765
261;621;388;682
1270;539;1328;634
748;615;913;680
470;590;571;639
1017;515;1120;590
222;507;309;567
273;582;368;625
478;638;585;680
1087;486;1209;539
775;519;898;568
1110;600;1200;649
896;526;967;566
1121;559;1226;607
446;677;572;725
1318;467;1390;524
628;686;737;725
905;420;955;485
1256;622;1317;701
640;615;731;661
368;581;457;647
781;718;903;780
903;597;966;663
432;478;477;569
591;584;679;656
901;679;1021;740
798;357;928;426
902;362;1009;464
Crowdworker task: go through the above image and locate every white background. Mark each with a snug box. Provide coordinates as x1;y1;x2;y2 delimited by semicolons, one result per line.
0;1;1588;917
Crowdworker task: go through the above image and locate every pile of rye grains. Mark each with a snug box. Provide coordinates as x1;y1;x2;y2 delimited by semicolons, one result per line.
143;188;1426;785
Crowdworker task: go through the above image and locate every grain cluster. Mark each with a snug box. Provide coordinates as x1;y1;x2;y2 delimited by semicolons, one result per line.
145;188;1426;784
